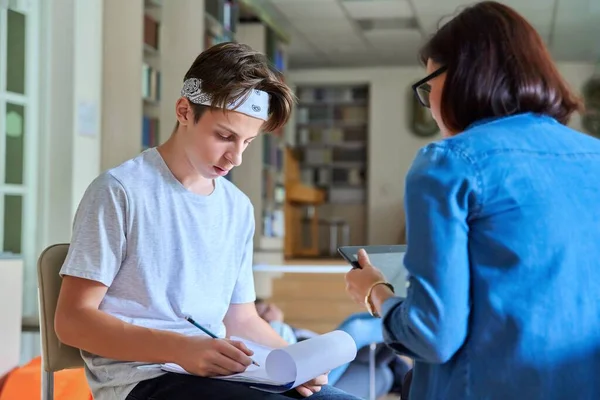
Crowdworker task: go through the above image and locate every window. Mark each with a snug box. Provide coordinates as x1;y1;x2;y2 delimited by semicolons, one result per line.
0;1;39;314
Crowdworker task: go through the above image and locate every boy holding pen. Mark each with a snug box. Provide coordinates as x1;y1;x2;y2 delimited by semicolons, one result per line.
54;43;359;400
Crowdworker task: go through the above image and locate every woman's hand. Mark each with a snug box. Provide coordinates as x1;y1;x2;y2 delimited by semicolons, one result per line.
345;249;386;304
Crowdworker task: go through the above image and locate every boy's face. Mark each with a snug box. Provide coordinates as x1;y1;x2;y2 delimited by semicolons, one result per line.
176;99;262;179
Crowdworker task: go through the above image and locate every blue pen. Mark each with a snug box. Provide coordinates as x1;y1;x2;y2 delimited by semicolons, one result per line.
184;315;260;367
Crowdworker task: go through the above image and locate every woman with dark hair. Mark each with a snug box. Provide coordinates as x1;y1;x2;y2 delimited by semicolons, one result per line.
345;1;600;399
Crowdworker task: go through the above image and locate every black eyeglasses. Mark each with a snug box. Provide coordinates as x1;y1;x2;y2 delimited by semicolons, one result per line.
411;66;448;108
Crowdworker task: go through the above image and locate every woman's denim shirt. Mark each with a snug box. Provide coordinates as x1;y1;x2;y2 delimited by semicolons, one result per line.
382;113;600;399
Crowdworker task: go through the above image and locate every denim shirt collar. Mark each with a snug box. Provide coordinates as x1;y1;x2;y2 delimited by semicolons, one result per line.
465;112;556;132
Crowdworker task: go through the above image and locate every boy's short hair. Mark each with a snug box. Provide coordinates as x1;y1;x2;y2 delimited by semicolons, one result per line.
182;42;295;132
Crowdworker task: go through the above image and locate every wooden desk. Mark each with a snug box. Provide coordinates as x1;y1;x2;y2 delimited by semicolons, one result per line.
254;265;364;334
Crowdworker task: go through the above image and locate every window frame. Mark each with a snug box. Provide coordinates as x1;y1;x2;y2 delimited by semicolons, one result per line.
0;0;40;317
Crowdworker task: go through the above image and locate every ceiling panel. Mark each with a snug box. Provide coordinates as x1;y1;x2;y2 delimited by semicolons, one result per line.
265;0;599;69
291;19;356;32
342;0;413;19
270;0;346;19
288;35;316;53
313;42;371;56
309;33;365;45
413;0;554;34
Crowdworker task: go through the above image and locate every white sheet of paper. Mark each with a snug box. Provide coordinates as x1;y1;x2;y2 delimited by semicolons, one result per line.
161;330;357;393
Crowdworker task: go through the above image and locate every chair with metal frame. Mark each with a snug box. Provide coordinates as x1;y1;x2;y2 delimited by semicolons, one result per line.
328;312;391;400
36;243;83;400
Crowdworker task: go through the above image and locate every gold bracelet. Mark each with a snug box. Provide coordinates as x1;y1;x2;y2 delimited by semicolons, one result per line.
365;280;395;318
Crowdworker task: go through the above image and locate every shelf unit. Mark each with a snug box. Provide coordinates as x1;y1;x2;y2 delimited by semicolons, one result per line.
231;20;289;259
141;0;162;151
261;27;288;240
293;85;370;250
205;0;239;47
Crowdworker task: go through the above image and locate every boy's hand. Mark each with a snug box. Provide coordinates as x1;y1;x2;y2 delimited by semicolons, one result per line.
296;373;328;397
177;336;254;377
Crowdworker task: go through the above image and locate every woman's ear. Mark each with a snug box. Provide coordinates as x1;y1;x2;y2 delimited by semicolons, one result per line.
175;98;192;126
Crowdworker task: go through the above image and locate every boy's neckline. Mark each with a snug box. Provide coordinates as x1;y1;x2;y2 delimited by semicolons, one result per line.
150;147;222;202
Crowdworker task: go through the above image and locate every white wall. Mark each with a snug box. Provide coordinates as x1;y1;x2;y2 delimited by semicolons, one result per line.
160;0;206;143
557;62;595;133
289;62;595;245
73;0;103;206
30;0;104;364
101;0;143;171
38;0;103;252
234;23;267;249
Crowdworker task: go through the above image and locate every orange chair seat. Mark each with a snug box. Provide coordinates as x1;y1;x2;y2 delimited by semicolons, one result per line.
0;357;92;400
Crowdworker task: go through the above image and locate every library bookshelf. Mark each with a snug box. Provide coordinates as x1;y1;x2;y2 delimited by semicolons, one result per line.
142;0;161;151
291;85;370;253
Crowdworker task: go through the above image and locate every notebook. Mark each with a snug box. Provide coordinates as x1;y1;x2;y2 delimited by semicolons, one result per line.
161;330;357;393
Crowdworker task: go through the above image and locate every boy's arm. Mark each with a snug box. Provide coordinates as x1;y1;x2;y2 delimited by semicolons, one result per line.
54;174;179;361
55;276;184;363
55;276;254;375
223;303;289;349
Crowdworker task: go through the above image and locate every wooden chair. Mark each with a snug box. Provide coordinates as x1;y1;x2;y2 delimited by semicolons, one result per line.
37;243;83;400
283;146;326;258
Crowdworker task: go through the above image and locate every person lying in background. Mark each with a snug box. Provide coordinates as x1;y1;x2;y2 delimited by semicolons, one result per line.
255;299;319;344
254;299;412;399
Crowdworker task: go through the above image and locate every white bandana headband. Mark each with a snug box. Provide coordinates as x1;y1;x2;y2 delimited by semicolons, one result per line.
180;78;270;121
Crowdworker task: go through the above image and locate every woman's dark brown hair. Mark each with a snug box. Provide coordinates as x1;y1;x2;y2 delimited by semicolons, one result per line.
182;42;295;132
419;1;584;133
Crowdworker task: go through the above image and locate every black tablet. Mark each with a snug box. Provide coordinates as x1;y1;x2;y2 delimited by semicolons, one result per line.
338;245;409;295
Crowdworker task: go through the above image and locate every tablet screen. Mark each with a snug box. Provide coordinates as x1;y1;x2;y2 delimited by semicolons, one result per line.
338;245;409;296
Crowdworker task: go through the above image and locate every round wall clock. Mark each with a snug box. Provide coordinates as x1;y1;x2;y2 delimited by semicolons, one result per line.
582;75;600;138
408;89;439;137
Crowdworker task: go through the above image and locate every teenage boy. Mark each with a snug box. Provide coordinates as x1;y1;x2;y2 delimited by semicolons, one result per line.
54;43;360;400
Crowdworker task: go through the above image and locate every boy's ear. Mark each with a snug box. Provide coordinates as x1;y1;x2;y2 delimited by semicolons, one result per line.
175;98;192;126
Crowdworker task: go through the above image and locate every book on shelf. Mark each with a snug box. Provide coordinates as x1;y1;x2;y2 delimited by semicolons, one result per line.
142;64;161;103
347;168;363;185
223;0;237;32
143;14;160;51
263;208;285;238
297;87;368;104
205;0;238;46
142;116;160;150
274;186;285;203
274;48;285;72
335;106;368;124
262;168;285;204
263;135;283;169
329;187;366;204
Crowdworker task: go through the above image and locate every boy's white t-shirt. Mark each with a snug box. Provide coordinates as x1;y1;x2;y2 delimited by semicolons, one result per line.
59;148;257;400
